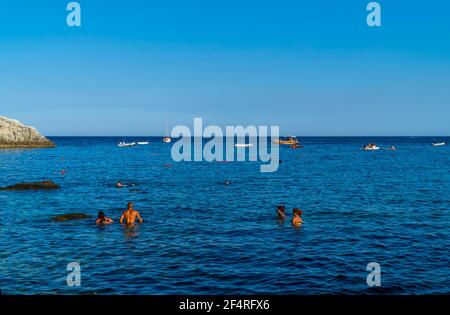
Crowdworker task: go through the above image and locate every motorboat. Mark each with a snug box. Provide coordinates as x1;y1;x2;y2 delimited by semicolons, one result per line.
137;141;150;145
235;143;253;148
118;141;136;147
432;142;445;147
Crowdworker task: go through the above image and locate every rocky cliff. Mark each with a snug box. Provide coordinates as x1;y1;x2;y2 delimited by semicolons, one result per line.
0;116;55;148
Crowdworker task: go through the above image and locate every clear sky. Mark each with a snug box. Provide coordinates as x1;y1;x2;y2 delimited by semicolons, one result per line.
0;0;449;136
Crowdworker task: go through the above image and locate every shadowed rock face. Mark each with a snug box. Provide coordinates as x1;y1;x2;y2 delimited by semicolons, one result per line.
0;181;60;191
0;116;55;148
52;213;92;222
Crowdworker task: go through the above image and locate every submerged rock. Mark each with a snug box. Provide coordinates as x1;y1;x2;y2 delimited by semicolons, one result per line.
0;116;55;148
0;181;60;191
52;213;92;222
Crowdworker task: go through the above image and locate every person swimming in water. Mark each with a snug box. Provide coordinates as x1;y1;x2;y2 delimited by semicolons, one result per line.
116;181;126;188
120;202;143;226
277;205;286;219
96;211;114;225
292;208;303;227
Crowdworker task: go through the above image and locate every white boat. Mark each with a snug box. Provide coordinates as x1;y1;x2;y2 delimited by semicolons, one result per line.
235;143;253;148
137;141;150;145
118;141;136;147
432;142;445;147
162;116;172;143
363;143;380;151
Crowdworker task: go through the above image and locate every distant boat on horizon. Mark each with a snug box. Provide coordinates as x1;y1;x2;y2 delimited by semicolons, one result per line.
274;135;300;145
363;143;380;150
235;143;253;148
118;141;136;147
432;142;445;147
162;116;172;143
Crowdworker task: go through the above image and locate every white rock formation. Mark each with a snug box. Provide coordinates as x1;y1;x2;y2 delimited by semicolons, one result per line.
0;116;55;148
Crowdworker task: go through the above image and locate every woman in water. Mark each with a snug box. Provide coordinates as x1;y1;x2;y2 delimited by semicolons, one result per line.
96;211;114;225
292;208;303;227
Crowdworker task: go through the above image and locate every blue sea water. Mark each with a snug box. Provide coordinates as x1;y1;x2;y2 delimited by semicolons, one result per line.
0;136;449;295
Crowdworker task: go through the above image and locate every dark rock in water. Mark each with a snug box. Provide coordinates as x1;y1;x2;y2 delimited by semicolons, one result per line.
52;213;92;222
0;181;60;191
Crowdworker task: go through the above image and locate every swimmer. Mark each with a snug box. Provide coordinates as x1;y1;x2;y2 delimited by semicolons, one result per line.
292;208;303;227
119;202;143;226
96;211;114;225
116;181;126;188
277;205;286;219
224;180;231;185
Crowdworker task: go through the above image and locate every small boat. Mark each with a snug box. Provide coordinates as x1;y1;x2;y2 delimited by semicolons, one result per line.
432;142;445;147
363;143;380;151
162;116;172;143
118;141;136;147
137;141;150;145
273;135;300;145
235;143;253;148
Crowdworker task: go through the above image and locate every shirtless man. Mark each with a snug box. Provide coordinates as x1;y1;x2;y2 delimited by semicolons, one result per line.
120;202;143;226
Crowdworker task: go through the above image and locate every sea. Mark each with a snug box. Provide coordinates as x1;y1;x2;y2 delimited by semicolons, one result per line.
0;136;449;294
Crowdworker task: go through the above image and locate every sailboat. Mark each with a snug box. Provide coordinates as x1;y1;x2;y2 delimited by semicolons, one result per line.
162;117;172;143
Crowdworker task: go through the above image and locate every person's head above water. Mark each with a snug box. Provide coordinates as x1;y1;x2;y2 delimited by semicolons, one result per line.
98;211;105;219
293;208;302;216
277;205;285;213
127;202;133;209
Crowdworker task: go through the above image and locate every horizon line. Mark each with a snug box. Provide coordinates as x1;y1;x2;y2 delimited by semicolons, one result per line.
46;135;450;138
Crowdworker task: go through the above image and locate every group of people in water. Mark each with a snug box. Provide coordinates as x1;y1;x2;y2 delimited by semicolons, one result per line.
97;202;303;228
96;202;143;226
277;205;303;227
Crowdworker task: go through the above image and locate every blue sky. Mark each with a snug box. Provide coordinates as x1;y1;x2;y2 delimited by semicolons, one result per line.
0;0;449;136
